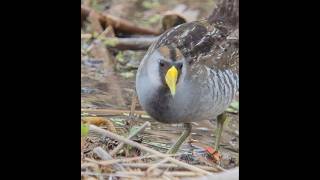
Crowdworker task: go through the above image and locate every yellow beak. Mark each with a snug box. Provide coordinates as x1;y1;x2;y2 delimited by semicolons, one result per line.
165;66;178;96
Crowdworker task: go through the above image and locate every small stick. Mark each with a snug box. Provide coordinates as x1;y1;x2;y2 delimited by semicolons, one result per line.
120;163;220;172
81;162;99;170
208;167;239;180
89;125;213;175
81;108;147;116
81;33;93;39
109;121;151;156
85;154;180;166
104;37;157;50
81;35;157;50
93;147;125;171
83;26;114;54
81;5;160;35
146;157;170;173
82;171;200;177
87;9;103;33
128;91;137;121
81;172;137;179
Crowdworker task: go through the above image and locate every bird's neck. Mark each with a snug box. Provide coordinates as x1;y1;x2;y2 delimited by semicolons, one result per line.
144;85;174;123
156;85;172;101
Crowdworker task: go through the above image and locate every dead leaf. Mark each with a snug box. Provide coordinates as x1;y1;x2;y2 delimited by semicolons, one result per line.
82;117;117;133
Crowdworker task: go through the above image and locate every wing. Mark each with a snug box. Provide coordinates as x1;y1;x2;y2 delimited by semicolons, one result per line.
154;20;239;74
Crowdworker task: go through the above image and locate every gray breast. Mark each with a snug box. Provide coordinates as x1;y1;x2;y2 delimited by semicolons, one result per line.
143;67;238;124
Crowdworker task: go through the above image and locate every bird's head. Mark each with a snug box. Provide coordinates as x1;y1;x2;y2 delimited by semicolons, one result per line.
149;45;186;96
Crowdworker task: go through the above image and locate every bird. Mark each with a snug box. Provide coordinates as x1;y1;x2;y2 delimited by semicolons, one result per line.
135;0;239;154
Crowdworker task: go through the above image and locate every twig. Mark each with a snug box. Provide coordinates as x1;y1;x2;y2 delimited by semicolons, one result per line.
81;5;160;35
104;36;157;50
118;171;200;177
87;9;104;33
93;147;125;171
83;26;114;54
126;91;139;128
81;34;157;50
85;154;180;166
82;171;200;177
81;162;99;170
84;157;101;164
81;172;136;179
179;167;239;180
120;163;220;172
146;157;170;173
129;91;137;121
89;125;213;175
109;121;151;156
81;108;147;116
81;33;93;39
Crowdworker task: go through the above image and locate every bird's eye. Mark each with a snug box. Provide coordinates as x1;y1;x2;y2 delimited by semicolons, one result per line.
176;63;183;69
159;59;165;67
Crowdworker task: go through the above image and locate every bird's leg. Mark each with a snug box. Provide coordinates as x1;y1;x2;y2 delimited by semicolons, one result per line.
167;123;192;154
214;113;227;151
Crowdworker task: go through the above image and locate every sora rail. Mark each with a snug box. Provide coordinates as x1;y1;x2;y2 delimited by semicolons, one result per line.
136;0;239;154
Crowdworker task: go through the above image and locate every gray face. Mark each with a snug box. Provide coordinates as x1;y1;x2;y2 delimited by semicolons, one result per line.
155;45;185;87
136;45;192;123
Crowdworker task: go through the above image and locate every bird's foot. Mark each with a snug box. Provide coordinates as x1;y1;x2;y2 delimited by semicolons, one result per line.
206;146;221;163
